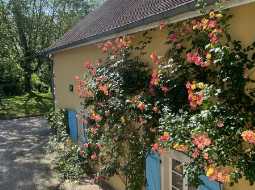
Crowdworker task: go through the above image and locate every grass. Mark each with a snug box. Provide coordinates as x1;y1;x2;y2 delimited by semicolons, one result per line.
0;92;53;119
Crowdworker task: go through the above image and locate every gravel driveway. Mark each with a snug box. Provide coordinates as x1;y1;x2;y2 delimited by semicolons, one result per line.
0;117;60;190
0;117;102;190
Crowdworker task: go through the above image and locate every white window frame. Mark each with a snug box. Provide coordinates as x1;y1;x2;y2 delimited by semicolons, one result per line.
161;150;224;190
161;150;192;190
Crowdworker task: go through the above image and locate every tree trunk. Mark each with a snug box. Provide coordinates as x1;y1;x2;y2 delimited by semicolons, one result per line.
24;72;32;92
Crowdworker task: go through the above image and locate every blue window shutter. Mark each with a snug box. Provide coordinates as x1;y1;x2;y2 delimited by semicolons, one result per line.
198;175;221;190
68;111;78;142
146;152;161;190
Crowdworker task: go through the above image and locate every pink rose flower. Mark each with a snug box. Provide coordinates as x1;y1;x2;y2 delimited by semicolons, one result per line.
192;148;200;158
209;33;219;44
208;20;217;29
137;102;146;111
192;133;212;150
186;52;193;63
193;55;204;66
160;132;170;142
159;21;167;30
152;143;159;152
83;143;89;148
90;113;102;122
161;86;170;95
243;65;249;79
242;130;255;144
98;84;109;96
186;52;204;66
150;52;160;65
176;43;182;49
150;70;160;86
79;150;84;157
217;120;224;128
91;152;97;160
74;76;80;80
203;153;209;160
169;33;177;42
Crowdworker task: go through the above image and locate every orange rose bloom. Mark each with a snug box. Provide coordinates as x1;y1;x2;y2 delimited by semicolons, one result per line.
242;130;255;144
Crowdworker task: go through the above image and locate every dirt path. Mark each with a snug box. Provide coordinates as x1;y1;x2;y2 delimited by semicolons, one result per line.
0;117;102;190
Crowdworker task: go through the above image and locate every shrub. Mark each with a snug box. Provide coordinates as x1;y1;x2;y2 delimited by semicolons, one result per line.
47;108;69;142
31;73;49;93
55;140;89;181
47;109;93;181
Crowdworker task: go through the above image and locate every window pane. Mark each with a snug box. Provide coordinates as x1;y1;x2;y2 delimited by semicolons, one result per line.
172;159;183;175
172;172;183;190
172;186;180;190
188;185;197;190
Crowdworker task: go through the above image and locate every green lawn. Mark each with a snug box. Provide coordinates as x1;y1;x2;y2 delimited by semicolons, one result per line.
0;92;53;119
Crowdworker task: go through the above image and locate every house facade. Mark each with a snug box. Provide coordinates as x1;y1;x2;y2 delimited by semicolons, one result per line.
46;0;255;189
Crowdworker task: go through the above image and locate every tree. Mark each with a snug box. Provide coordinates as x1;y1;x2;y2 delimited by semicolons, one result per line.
0;0;24;95
0;0;103;94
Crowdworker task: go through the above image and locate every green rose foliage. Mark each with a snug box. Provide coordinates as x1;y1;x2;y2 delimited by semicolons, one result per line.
158;10;255;186
79;41;159;189
76;8;255;189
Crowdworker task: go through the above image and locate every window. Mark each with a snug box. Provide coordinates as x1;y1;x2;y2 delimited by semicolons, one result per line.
161;150;222;190
171;159;184;190
161;150;195;190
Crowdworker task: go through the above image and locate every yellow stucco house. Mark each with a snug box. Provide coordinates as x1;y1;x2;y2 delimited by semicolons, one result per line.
45;0;255;189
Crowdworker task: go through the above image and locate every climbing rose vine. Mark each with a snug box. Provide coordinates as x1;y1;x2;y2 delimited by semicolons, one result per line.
157;9;255;186
74;6;255;190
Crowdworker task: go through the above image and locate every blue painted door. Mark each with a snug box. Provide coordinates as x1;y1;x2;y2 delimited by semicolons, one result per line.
146;152;161;190
68;110;78;142
198;175;221;190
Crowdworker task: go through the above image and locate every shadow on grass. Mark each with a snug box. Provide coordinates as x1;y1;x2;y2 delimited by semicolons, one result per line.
0;92;53;119
23;93;49;114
